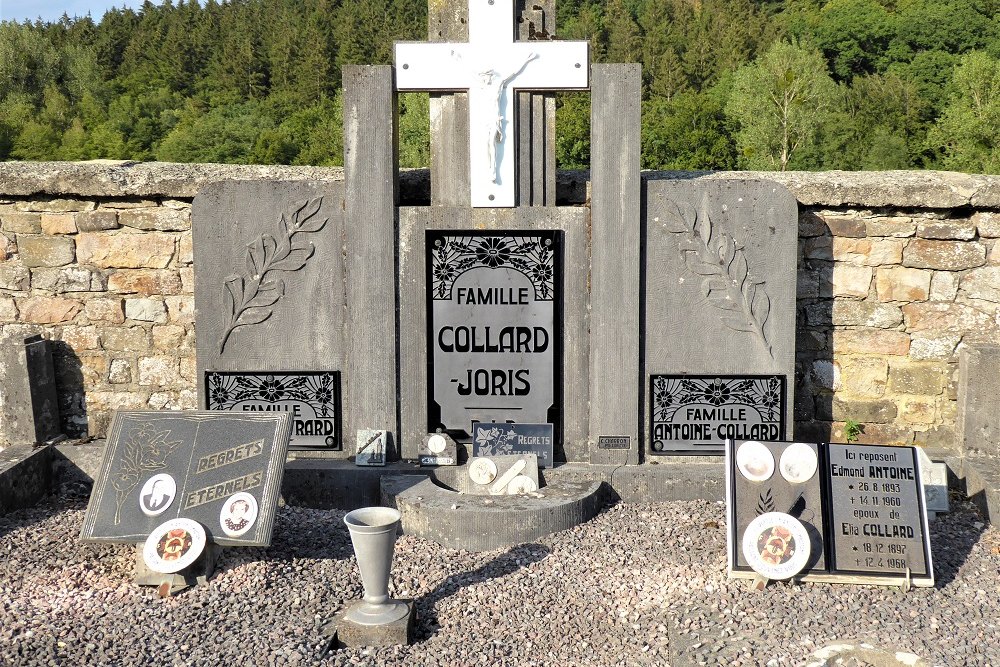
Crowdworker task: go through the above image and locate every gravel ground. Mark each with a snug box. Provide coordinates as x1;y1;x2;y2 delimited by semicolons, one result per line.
1;490;998;667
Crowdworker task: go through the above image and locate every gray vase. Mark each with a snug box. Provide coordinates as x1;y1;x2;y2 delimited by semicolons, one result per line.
343;506;410;625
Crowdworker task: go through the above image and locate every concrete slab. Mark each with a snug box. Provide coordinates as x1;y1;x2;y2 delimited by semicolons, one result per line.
0;444;51;515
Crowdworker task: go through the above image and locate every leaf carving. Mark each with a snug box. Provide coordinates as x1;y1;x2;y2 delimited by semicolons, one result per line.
658;195;773;358
218;197;328;354
756;488;775;516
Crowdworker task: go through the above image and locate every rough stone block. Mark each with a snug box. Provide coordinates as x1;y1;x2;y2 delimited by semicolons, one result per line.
125;298;167;323
76;231;175;268
152;324;187;350
916;219;976;240
875;266;931;302
972;211;1000;238
830;421;913;446
989;241;1000;263
1;212;42;233
831;237;871;263
804;236;833;259
832;300;903;328
325;601;416;648
108;358;132;384
62;326;100;351
866;217;915;238
899;397;937;425
85;298;125;324
138;356;180;386
913;425;957;451
107;269;183;295
797;270;820;298
828;397;898;423
832;329;909;355
0;265;30;291
799;211;828;237
99;326;148;351
959;266;1000;304
165;295;193;323
40;213;77;235
30;266;106;292
840;357;888;397
903;239;986;270
0;297;17;322
75;210;120;231
118;208;190;231
179;267;194;292
830;263;872;297
929;271;960;301
810;359;840;391
18;296;82;324
903;302;993;331
910;331;962;361
822;214;866;238
867;238;904;265
178;234;193;264
19;198;94;213
79;353;109;384
16;234;75;267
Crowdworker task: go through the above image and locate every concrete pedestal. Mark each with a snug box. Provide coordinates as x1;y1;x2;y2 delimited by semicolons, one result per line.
324;599;416;648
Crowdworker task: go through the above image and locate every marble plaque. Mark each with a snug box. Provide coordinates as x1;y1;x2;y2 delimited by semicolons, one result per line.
356;430;388;466
650;375;786;455
419;433;459;466
466;454;540;495
827;444;932;577
205;371;341;450
472;422;554;468
426;231;561;438
80;411;291;547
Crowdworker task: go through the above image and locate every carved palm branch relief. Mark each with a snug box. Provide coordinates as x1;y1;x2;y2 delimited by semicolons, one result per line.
218;197;328;354
659;196;773;358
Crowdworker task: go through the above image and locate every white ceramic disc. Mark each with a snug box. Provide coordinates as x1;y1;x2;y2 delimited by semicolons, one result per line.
428;434;447;454
469;458;498;485
143;518;206;574
736;440;775;482
742;512;810;580
138;473;176;517
779;443;818;484
219;492;259;538
506;475;538;495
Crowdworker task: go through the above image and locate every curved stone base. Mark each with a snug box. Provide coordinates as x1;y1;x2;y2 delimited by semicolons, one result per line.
383;477;604;551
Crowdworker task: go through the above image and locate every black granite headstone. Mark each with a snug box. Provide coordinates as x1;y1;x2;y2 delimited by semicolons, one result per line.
651;375;786;455
80;411;292;547
426;231;562;440
471;422;554;468
204;371;341;450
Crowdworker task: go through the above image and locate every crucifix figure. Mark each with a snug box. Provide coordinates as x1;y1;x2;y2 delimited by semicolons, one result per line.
395;0;589;207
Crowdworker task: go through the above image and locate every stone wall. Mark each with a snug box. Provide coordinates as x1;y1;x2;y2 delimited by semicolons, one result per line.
1;162;998;454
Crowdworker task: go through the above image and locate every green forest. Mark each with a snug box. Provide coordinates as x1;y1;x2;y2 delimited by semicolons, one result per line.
3;0;1000;172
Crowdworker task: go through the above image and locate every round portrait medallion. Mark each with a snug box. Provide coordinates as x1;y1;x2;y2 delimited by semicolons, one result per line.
143;518;206;574
469;458;498;485
506;475;538;495
736;440;775;482
779;442;818;484
138;473;176;517
428;434;448;454
219;492;259;538
741;512;811;580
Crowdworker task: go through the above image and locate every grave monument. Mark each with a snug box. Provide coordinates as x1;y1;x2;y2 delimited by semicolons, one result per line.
187;0;799;547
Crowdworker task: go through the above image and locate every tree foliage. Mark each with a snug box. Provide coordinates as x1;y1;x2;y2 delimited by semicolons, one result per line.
1;0;1000;172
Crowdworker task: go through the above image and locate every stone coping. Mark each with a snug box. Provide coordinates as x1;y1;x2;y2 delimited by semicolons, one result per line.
4;161;1000;208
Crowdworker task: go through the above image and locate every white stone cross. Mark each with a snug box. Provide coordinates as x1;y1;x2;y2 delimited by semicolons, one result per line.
395;0;589;207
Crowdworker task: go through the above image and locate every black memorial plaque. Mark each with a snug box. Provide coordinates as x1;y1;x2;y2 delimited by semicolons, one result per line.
598;435;631;450
205;371;341;450
472;422;554;468
427;231;562;439
80;411;292;547
826;444;931;577
651;375;786;455
727;439;827;574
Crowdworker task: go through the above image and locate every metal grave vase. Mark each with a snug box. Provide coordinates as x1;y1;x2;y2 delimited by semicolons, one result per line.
343;506;409;625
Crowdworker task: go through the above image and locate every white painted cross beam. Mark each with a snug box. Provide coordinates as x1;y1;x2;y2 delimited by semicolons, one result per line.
394;0;589;208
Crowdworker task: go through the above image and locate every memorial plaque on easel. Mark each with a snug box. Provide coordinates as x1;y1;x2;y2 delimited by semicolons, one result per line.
826;444;932;578
426;231;562;439
80;411;292;547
